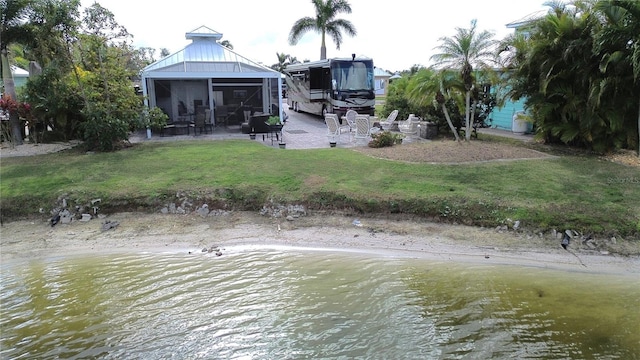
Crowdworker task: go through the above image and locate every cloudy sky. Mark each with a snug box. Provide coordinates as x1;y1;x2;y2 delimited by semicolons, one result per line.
81;0;551;72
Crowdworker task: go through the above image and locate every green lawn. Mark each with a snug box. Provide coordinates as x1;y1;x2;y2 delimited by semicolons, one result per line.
1;139;638;238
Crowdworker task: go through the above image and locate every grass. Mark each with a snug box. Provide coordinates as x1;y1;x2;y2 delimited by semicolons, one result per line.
1;139;639;239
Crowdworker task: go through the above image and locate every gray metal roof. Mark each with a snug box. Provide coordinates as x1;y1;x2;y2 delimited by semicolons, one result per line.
505;10;547;29
374;68;391;77
142;26;280;79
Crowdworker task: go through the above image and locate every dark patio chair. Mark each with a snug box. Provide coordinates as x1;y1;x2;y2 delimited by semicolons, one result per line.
191;113;207;135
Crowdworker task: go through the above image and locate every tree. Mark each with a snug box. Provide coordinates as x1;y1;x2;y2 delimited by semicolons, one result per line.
502;0;638;153
1;0;35;145
271;52;299;72
430;19;497;141
77;3;141;151
271;52;289;72
406;68;461;142
593;0;640;156
288;0;356;60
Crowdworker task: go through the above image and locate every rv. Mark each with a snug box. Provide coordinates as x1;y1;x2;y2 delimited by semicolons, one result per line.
284;56;375;119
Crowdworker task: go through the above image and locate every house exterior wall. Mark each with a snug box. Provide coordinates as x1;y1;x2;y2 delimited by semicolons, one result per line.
488;97;526;131
374;77;389;96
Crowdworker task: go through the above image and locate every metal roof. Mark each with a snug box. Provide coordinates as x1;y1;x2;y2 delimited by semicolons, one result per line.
142;26;280;79
506;10;547;29
11;65;29;77
374;68;391;77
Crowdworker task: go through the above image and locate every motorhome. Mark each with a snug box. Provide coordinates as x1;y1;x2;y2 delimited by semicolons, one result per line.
284;56;375;119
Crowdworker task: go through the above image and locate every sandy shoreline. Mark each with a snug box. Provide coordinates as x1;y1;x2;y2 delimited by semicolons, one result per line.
1;211;639;275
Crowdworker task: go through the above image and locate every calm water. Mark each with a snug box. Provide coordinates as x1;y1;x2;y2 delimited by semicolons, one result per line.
1;246;638;359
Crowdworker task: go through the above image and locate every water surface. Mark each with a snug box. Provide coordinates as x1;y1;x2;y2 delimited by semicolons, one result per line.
1;247;638;359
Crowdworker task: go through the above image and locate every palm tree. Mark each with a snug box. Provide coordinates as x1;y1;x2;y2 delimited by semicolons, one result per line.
271;52;289;72
1;0;34;145
430;19;496;141
288;0;356;60
407;68;461;142
593;0;640;156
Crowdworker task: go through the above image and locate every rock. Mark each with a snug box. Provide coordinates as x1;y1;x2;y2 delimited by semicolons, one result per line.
610;237;617;244
60;209;72;224
80;213;92;222
101;220;119;231
160;207;169;214
196;204;210;217
50;214;61;227
561;232;570;249
286;215;295;221
513;220;520;231
91;198;101;205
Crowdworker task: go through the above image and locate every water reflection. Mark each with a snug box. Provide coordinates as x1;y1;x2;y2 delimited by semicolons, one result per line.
1;248;638;359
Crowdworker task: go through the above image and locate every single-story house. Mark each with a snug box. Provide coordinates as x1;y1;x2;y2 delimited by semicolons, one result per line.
141;26;284;131
0;65;30;90
374;68;392;96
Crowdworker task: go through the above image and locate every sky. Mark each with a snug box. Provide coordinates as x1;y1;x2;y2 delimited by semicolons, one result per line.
80;0;551;73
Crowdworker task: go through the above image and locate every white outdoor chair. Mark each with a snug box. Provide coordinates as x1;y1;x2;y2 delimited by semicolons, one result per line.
325;113;348;145
379;110;399;131
353;115;372;144
343;109;357;135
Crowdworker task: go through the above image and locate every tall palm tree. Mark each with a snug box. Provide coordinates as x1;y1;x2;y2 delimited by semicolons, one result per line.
1;0;34;145
288;0;356;60
430;19;496;141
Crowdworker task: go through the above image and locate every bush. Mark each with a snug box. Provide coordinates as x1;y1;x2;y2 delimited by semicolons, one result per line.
136;107;169;131
368;131;401;148
81;114;130;152
267;116;281;125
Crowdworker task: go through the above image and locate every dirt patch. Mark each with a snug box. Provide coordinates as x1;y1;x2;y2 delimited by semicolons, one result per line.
353;141;554;164
0;140;82;158
601;149;640;168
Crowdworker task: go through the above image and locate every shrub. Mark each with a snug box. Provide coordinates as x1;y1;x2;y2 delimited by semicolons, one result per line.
136;107;169;131
267;116;281;125
81;113;130;152
368;131;397;148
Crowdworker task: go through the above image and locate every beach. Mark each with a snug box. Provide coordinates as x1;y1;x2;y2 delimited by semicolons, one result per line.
2;211;638;275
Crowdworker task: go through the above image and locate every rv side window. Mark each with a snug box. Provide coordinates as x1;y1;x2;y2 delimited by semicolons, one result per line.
309;67;323;90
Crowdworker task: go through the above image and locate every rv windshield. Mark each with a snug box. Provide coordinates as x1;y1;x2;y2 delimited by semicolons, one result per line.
331;61;374;92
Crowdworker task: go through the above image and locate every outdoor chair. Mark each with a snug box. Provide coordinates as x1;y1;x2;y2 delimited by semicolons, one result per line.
191;113;207;135
379;110;399;131
215;105;229;127
343;109;357;135
204;109;214;133
353;115;372;144
325;113;348;145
